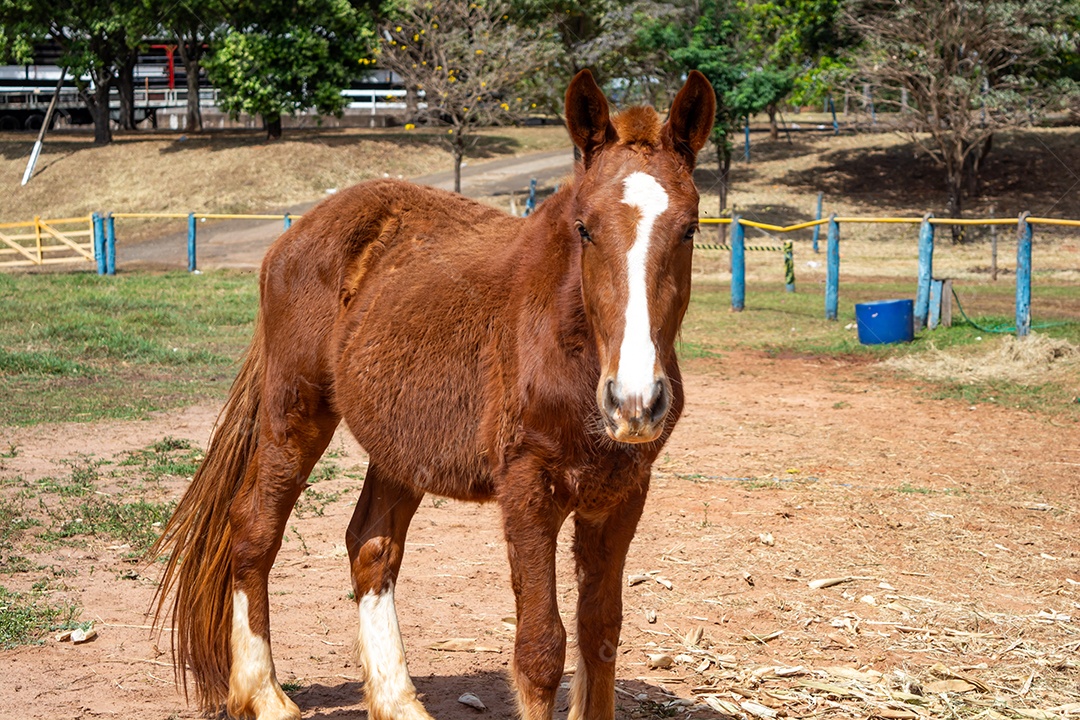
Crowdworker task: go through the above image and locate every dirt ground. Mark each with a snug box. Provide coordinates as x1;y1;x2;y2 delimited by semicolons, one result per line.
1;348;1078;720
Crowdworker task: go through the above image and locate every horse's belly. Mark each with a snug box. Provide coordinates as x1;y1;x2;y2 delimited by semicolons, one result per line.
331;253;500;501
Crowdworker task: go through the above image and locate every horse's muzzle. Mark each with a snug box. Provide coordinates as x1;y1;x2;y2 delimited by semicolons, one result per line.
599;375;671;444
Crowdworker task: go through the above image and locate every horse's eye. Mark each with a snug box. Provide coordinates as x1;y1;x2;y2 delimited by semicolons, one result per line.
575;221;592;244
683;225;698;243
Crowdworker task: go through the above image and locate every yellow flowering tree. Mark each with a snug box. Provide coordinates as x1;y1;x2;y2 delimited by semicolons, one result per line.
380;0;558;192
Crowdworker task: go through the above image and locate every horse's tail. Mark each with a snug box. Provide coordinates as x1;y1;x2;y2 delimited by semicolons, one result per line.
149;321;265;713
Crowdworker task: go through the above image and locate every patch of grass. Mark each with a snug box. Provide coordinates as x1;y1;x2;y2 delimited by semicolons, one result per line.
119;437;203;481
309;459;342;484
281;680;304;693
294;487;343;518
683;282;1080;417
0;585;79;649
44;497;174;553
37;457;104;497
676;339;720;359
0;497;40;573
0;271;258;426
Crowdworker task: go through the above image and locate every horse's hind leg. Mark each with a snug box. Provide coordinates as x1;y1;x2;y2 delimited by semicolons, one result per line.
227;403;340;720
345;464;431;720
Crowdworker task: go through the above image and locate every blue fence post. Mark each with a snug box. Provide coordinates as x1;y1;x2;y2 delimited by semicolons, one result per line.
731;215;746;312
914;214;935;329
825;214;840;321
105;212;116;275
187;212;197;273
1016;212;1032;338
92;213;106;275
812;191;823;253
524;178;537;216
743;116;751;162
283;213;291;230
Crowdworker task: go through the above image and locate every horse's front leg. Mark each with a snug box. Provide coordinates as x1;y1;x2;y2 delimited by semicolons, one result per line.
568;476;650;720
500;463;570;720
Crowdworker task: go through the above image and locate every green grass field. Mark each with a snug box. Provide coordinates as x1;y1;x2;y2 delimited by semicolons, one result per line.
1;269;1077;427
0;270;257;425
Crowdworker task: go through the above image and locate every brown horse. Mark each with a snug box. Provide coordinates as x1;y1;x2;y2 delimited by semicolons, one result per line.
151;69;715;720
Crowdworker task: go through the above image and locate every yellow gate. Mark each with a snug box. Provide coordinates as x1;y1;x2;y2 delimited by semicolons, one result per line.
0;215;95;268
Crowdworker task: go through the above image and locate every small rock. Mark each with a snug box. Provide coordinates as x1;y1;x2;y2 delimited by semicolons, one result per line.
458;692;486;711
861;595;877;606
55;629;73;642
71;627;97;644
646;653;674;669
644;609;657;624
758;532;774;546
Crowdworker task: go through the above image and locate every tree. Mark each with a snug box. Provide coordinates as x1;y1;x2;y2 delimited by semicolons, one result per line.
846;0;1080;240
379;0;559;192
671;0;743;220
729;67;793;141
161;0;230;133
737;0;846;140
205;0;375;139
0;0;154;144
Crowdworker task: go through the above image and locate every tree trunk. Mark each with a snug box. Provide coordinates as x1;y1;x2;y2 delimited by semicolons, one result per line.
176;34;203;132
265;114;282;140
453;145;463;193
965;133;993;198
946;165;964;244
87;70;113;145
717;142;731;245
117;52;136;130
767;105;779;141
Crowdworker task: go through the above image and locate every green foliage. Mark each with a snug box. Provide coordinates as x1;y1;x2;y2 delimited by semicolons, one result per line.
44;497;174;553
206;0;376;135
0;586;79;649
728;67;794;118
118;438;203;482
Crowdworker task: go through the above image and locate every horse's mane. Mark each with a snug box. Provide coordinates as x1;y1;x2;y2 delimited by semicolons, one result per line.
611;106;662;149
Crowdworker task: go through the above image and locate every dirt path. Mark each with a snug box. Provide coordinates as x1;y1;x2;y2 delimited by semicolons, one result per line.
2;351;1078;720
118;148;574;272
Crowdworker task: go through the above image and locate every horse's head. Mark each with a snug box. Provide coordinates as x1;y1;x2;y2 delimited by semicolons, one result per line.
565;69;715;445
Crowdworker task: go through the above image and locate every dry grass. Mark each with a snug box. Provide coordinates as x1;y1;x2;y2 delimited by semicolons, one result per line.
0;125;570;223
885;333;1080;385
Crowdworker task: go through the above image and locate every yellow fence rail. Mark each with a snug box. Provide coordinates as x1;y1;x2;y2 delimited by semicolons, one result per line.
0;215;96;269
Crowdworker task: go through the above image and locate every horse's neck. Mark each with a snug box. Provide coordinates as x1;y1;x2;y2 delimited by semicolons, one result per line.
511;189;596;369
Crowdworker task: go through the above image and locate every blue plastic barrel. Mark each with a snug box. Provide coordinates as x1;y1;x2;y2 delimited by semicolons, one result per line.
855;299;914;345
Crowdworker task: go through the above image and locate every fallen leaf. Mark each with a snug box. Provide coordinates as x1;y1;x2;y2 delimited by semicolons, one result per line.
740;700;778;719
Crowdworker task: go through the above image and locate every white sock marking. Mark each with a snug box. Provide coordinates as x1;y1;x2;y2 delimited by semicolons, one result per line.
617;171;669;400
358;583;431;719
230;590;298;718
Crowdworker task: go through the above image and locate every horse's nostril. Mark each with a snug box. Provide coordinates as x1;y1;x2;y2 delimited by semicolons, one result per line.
603;378;619;415
646;381;670;422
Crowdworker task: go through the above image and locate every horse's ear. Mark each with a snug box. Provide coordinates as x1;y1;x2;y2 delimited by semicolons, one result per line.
565;69;616;168
663;70;716;169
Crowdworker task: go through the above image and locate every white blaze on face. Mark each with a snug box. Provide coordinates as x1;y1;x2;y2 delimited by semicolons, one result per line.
229;590;299;719
617;171;669;401
357;583;433;720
